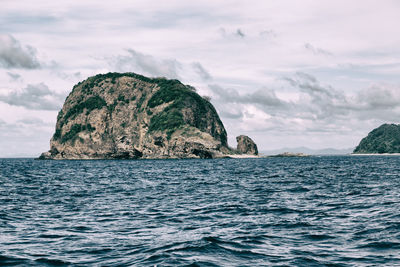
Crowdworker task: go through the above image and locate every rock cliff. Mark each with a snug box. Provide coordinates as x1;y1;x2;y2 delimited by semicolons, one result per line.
353;123;400;154
40;72;232;159
236;135;258;155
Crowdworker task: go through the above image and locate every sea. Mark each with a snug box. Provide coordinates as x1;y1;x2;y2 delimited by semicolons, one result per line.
0;156;400;266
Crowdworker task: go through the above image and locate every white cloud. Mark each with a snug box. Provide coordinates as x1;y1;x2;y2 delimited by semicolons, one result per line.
304;43;332;56
191;62;212;81
0;83;65;110
7;72;22;81
107;49;182;79
0;34;40;69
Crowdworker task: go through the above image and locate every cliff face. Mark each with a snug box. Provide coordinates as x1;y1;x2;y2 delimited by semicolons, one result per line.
40;72;230;159
353;124;400;154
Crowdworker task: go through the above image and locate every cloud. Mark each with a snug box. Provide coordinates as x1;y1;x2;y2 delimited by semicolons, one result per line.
304;43;333;56
209;84;289;119
259;30;277;38
7;71;22;81
218;27;248;39
0;12;60;33
356;85;399;109
236;29;245;38
0;83;65;110
211;71;400;131
0;118;53;157
52;70;82;81
219;108;244;119
283;72;400;121
17;117;52;126
108;49;217;82
108;49;181;79
284;73;352;120
211;84;285;107
191;62;212;80
284;71;344;101
0;34;41;69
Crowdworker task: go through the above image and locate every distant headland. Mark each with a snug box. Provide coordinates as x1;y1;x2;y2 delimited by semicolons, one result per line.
39;72;258;159
353;124;400;154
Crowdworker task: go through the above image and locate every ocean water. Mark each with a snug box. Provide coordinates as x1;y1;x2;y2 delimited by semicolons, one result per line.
0;156;400;266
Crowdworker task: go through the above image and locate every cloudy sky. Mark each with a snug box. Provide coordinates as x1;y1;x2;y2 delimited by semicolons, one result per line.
1;0;400;157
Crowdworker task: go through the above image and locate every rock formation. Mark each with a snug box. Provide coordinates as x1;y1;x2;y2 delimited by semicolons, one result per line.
353;123;400;154
39;72;233;159
236;135;258;155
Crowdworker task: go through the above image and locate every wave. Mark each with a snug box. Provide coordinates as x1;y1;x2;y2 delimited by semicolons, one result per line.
1;157;400;265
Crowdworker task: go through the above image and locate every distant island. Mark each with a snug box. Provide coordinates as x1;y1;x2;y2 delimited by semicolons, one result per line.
353;124;400;154
261;147;353;155
39;72;258;159
269;152;310;157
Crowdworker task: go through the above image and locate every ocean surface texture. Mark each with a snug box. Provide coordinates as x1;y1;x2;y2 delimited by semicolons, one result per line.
1;157;400;266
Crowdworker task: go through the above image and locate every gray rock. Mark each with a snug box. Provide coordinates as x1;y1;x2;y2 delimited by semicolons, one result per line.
236;135;258;155
40;72;232;159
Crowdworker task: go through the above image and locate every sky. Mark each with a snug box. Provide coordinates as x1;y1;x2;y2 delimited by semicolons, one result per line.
1;0;400;157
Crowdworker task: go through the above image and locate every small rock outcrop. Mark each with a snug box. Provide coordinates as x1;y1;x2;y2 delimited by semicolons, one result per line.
39;72;232;159
236;135;258;155
353;123;400;154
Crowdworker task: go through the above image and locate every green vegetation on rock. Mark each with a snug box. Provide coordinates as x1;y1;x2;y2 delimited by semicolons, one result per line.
148;79;208;113
61;124;83;143
53;128;61;140
136;94;146;110
107;100;118;113
353;124;400;153
63;96;107;123
148;109;185;139
85;72;153;86
148;79;187;108
147;78;220;139
60;123;95;143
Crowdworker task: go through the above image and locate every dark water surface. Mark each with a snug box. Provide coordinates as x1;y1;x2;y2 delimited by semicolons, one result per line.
1;156;400;266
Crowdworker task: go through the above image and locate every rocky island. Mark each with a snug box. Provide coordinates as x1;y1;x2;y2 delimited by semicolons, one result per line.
353;123;400;154
236;135;258;155
39;72;258;159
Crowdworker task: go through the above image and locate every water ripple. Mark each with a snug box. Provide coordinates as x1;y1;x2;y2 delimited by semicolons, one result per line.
1;156;400;266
